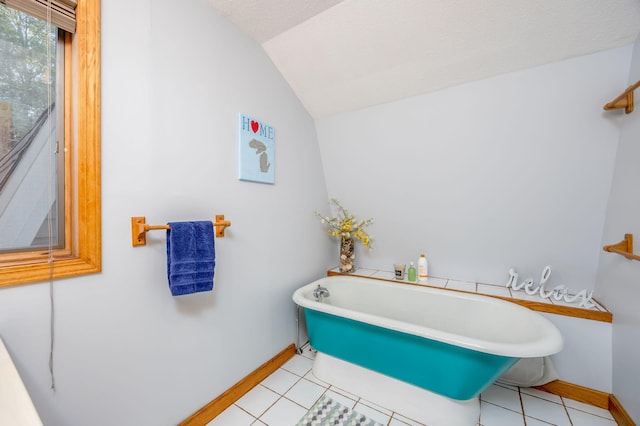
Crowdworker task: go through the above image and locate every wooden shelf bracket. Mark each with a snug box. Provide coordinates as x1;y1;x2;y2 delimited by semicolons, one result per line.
604;80;640;114
603;233;640;261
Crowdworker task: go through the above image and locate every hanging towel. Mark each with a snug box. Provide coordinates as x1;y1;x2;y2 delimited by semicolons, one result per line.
166;221;215;296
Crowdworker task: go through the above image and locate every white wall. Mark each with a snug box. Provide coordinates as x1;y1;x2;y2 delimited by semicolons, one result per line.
0;0;331;425
596;36;640;422
542;313;611;392
316;46;632;392
316;47;630;289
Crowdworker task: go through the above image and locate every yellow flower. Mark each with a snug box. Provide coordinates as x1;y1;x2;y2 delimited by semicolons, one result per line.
315;199;373;249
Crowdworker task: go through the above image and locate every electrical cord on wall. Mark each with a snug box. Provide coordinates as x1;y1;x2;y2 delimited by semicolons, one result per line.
48;246;55;392
48;273;55;392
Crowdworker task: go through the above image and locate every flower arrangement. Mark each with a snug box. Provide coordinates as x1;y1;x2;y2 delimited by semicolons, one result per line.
315;198;373;249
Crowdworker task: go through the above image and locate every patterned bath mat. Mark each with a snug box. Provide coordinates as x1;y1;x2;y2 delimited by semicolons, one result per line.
296;394;384;426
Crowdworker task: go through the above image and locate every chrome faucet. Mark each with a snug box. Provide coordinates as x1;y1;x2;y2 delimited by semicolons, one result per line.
313;284;330;302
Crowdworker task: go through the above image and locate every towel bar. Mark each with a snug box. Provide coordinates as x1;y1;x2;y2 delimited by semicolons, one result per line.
131;215;231;246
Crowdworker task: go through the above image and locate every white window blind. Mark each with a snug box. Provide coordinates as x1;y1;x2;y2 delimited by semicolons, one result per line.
0;0;76;32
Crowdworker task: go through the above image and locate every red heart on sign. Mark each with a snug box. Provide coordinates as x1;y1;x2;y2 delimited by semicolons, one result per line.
250;120;259;133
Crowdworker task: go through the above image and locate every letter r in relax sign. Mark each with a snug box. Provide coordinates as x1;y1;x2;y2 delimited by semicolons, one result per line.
238;113;275;184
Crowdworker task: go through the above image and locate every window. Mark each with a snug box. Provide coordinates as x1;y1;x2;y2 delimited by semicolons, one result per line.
0;0;100;287
0;6;64;253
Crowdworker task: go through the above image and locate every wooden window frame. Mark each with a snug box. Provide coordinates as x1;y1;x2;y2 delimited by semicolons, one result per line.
0;0;100;287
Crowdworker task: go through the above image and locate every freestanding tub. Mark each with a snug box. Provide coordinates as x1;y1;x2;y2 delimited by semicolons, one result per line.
293;275;563;425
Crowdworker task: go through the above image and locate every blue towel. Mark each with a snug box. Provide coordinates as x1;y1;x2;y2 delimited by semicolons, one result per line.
166;221;215;296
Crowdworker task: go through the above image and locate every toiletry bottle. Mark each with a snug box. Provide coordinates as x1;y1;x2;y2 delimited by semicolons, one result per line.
418;254;428;280
408;262;417;282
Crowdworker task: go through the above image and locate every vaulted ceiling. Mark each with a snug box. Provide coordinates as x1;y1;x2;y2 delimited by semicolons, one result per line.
208;0;640;118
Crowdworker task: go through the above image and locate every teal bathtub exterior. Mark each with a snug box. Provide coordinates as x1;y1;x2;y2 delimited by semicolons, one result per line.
294;275;563;408
304;308;518;400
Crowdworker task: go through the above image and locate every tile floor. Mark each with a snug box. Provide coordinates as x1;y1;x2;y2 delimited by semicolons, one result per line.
207;346;617;426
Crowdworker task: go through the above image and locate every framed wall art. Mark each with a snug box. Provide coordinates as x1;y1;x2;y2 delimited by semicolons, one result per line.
238;113;275;184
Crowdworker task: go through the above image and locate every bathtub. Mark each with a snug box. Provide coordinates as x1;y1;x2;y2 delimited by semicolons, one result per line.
292;275;563;425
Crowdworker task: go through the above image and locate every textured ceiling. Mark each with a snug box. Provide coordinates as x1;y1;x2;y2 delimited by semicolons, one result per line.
208;0;640;118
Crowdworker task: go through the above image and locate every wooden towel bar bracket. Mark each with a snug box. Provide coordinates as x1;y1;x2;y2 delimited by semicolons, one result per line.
131;215;231;246
603;80;640;114
603;233;640;261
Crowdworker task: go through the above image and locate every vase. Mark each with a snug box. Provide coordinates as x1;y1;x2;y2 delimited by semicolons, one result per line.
339;237;355;273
